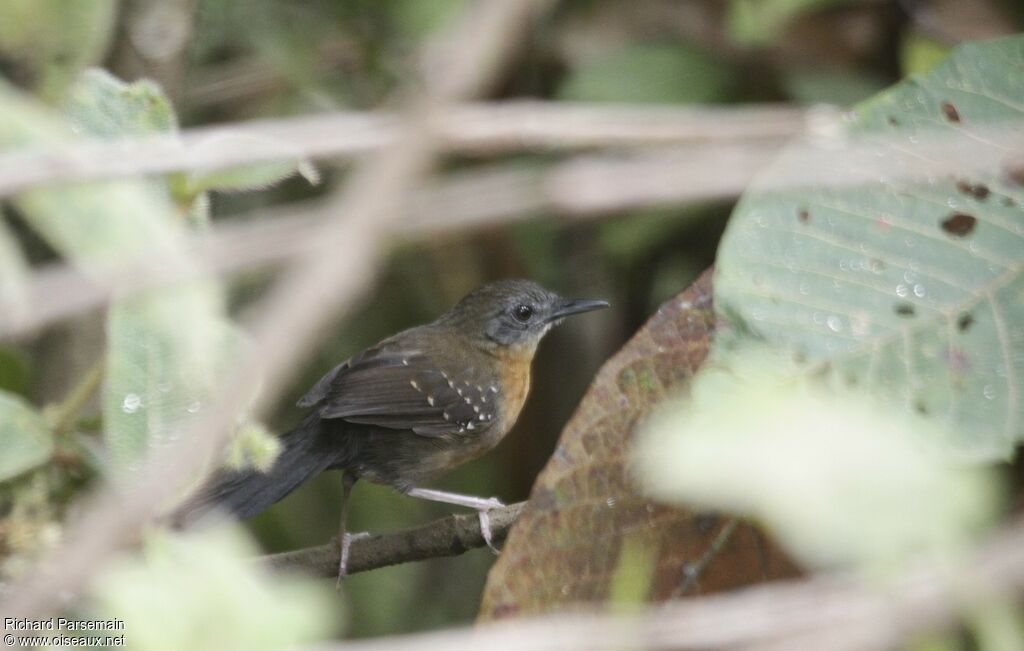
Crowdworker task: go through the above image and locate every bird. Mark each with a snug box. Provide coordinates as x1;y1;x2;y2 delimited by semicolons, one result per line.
179;279;608;580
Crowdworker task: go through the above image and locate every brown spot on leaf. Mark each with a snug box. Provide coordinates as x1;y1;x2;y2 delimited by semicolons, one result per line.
1005;157;1024;187
894;303;916;317
797;208;810;223
956;180;991;201
940;101;961;123
915;400;928;415
887;115;899;126
940;213;977;237
957;313;974;332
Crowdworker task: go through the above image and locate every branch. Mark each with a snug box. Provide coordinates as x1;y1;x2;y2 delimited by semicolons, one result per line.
262;502;525;577
0;0;555;620
0;102;808;196
302;513;1024;651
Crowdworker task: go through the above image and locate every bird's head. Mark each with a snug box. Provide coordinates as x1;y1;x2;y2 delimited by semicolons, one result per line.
440;280;609;353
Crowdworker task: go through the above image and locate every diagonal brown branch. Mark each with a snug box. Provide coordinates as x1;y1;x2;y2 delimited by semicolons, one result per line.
261;502;525;577
0;0;555;619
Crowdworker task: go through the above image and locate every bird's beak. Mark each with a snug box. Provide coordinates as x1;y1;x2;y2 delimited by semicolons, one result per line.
547;298;610;323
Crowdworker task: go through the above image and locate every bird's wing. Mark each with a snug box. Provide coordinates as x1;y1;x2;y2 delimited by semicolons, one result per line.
297;347;498;438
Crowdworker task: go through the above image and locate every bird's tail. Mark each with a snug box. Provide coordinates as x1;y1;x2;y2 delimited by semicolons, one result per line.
174;413;345;525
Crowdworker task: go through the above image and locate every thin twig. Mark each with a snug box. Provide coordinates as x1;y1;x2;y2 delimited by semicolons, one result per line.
261;502;525;577
673;517;740;597
0;0;555;619
0;102;809;196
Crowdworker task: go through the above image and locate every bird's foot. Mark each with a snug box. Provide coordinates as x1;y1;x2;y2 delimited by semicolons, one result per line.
476;497;505;555
336;531;370;589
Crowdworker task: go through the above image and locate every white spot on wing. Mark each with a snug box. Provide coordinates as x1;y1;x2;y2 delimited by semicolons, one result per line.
410;380;421;391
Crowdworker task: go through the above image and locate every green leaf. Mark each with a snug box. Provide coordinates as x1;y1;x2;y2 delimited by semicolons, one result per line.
0;391;54;481
636;346;1000;569
901;32;952;77
714;36;1024;458
558;42;736;105
182;134;320;197
0;347;30;396
103;286;228;471
727;0;849;47
89;526;338;651
0;0;117;100
65;68;178;138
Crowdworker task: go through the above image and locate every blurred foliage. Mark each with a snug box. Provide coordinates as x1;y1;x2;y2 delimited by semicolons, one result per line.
0;347;29;396
638;345;1000;571
727;0;852;47
901;32;952;76
0;392;53;482
0;0;1021;647
87;526;339;651
0;0;118;101
558;42;737;104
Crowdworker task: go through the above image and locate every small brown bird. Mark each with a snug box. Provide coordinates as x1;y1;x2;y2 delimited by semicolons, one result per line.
185;280;608;578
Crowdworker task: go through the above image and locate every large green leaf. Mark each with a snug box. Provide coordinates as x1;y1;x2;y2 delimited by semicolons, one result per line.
0;391;53;481
714;36;1024;458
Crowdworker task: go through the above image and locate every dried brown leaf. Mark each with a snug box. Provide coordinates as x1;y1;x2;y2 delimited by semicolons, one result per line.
478;269;798;620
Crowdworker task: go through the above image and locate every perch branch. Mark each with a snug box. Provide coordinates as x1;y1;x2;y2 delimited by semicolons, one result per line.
0;0;553;619
262;502;525;577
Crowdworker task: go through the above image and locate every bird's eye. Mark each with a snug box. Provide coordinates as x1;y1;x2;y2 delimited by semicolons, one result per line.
512;304;534;322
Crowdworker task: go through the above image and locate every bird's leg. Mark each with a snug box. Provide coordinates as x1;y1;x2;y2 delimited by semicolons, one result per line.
404;487;504;554
336;473;367;588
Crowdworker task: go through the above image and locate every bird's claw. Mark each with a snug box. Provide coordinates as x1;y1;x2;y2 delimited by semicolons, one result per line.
336;531;370;589
477;498;505;555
